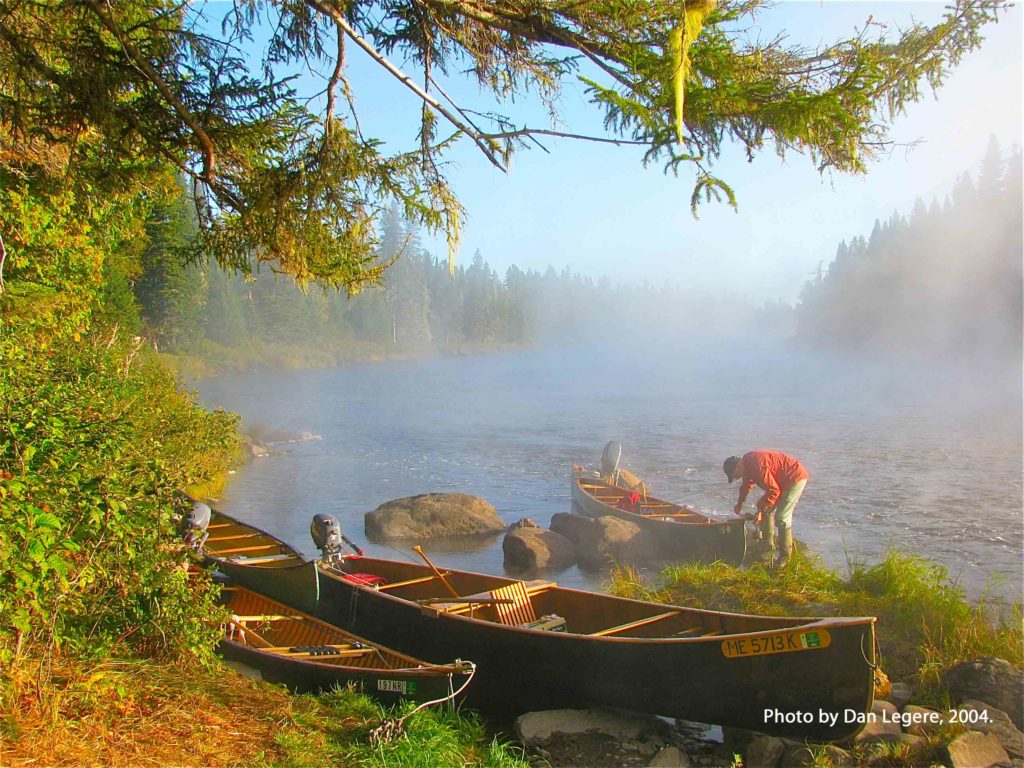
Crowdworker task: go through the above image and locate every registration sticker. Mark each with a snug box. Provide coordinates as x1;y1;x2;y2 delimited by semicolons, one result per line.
721;629;831;658
378;679;414;694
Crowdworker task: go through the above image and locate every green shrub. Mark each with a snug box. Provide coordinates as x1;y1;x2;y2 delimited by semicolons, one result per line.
0;332;239;665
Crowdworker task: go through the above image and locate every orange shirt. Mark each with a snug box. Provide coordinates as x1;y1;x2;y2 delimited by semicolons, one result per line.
737;450;809;512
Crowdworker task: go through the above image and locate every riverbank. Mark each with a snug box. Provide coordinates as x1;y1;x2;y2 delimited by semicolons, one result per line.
609;550;1022;696
159;339;529;380
0;655;529;768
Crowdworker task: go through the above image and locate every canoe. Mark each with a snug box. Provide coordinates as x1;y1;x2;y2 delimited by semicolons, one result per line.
571;466;746;565
191;506;877;740
217;582;473;702
190;506;321;614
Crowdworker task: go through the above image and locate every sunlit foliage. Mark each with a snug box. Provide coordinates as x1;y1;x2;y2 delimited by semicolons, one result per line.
0;0;1008;289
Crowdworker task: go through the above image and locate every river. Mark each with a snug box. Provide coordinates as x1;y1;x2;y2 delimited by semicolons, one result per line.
197;340;1023;604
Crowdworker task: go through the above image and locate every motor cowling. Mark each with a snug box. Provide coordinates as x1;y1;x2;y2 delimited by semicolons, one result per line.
181;501;211;549
601;440;622;477
311;513;345;561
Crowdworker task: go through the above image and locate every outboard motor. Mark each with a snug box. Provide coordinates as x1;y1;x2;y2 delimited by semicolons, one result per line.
601;441;622;479
311;513;363;563
180;501;211;550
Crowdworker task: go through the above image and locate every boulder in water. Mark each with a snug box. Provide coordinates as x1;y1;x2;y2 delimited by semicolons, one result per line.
503;526;576;573
364;493;505;541
550;512;660;569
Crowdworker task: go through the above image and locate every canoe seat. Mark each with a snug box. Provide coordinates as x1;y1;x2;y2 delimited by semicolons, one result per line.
428;580;557;626
491;581;537;625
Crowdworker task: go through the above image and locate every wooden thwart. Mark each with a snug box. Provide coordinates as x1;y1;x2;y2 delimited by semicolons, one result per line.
205;532;264;543
591;611;681;637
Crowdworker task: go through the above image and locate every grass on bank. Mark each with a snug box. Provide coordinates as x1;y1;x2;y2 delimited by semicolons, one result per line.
608;548;1023;699
0;656;529;768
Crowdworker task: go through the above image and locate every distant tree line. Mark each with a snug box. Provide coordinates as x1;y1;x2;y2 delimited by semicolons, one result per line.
796;139;1022;360
135;198;753;352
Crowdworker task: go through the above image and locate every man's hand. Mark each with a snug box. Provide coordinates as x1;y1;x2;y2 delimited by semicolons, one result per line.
734;502;744;515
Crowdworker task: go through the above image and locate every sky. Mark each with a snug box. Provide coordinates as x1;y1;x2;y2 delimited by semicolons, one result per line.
217;1;1024;304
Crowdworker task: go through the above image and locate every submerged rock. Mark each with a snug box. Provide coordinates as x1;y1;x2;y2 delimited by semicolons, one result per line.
364;493;505;540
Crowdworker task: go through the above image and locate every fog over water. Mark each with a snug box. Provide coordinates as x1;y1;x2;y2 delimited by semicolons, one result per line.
198;336;1022;604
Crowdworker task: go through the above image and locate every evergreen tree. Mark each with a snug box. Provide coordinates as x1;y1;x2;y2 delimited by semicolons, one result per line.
135;177;206;349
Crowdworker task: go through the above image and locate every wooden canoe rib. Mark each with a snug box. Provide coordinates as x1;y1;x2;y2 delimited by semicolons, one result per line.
191;506;876;741
570;466;747;564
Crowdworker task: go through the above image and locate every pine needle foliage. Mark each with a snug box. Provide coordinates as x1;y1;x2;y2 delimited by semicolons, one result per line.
0;0;1008;289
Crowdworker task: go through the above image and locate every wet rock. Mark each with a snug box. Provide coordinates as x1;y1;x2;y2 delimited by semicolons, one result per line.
364;493;506;540
943;730;1012;768
241;434;269;459
943;658;1024;730
903;705;947;737
503;526;576;573
550;512;659;569
514;708;679;768
744;735;786;768
958;700;1024;759
508;518;540;530
854;701;901;744
889;681;912;710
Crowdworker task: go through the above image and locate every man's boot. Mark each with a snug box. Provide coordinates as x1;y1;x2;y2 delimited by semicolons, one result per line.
775;524;794;568
761;509;776;563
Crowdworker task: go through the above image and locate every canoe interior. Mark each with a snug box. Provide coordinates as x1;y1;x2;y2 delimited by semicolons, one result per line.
221;585;439;671
574;471;720;524
202;515;305;567
326;556;856;640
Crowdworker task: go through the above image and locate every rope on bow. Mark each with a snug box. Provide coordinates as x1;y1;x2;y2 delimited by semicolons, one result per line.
368;660;477;747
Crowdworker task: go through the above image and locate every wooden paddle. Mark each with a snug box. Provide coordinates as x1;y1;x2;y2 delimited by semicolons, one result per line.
412;545;460;598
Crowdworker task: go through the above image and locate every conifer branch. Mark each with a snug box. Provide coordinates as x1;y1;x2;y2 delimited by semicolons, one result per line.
307;0;508;172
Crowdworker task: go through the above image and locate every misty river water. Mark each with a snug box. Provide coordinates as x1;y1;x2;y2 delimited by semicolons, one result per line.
197;340;1023;604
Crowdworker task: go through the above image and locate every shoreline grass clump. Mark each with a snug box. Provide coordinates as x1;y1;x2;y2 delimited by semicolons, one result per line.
0;655;529;768
609;549;1023;694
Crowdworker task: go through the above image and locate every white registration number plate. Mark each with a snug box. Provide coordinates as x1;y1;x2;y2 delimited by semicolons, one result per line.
377;679;409;693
